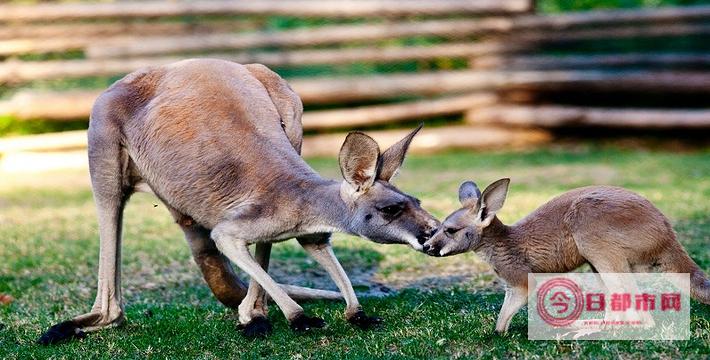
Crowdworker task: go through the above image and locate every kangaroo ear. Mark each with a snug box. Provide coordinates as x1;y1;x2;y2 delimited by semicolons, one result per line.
458;181;481;208
339;132;380;191
377;124;422;182
478;178;510;227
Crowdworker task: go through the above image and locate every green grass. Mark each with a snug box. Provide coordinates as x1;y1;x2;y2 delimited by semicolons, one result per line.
1;144;709;359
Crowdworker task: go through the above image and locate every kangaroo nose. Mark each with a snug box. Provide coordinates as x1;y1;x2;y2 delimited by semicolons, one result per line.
417;227;437;245
423;243;441;257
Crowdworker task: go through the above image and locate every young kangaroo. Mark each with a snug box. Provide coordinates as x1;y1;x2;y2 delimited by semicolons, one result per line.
39;59;438;344
424;179;710;333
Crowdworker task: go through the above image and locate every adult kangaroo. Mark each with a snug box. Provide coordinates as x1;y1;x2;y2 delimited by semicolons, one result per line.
39;59;438;344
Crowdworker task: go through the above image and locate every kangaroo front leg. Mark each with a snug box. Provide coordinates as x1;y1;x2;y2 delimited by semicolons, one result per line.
212;230;325;333
495;286;528;333
237;242;274;338
298;235;382;330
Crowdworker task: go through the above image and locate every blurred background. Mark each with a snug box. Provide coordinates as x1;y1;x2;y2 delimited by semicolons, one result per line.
0;0;709;171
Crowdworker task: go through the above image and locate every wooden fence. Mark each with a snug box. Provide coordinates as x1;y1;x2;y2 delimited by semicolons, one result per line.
0;1;708;160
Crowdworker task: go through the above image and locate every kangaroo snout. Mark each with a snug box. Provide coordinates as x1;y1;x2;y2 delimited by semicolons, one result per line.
422;242;438;256
421;231;446;257
416;223;439;245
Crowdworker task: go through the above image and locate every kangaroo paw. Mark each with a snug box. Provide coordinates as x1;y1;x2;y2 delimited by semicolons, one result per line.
289;314;326;332
238;316;273;339
347;310;383;330
37;320;86;345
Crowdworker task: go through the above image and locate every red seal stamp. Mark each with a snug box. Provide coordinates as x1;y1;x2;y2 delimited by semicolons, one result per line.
536;277;584;327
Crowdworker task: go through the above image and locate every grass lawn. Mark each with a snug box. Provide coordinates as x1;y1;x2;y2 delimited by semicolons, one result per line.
1;143;709;359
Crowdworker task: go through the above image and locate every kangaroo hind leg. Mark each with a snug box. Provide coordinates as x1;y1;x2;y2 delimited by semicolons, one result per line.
39;122;131;345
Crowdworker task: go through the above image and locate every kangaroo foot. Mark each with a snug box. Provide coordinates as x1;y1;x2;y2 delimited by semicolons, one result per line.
38;310;123;345
289;314;326;332
238;316;273;339
347;310;383;330
37;320;86;345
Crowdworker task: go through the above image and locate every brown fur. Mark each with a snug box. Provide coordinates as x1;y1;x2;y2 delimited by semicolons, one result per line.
425;180;710;332
40;59;438;343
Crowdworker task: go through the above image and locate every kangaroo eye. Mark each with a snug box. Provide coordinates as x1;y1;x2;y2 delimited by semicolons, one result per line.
445;227;461;236
379;204;404;216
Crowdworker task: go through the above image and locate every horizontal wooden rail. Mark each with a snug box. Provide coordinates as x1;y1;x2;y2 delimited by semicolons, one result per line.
0;18;506;57
291;70;710;104
0;0;531;22
302;125;551;157
1;3;705;27
3;6;709;57
0;90;99;120
82;19;513;59
303;93;498;130
83;21;710;59
466;105;710;129
0;130;88;153
471;53;710;70
2;70;709;120
0;43;531;84
0;19;258;41
511;5;710;30
514;23;710;44
0;125;551;159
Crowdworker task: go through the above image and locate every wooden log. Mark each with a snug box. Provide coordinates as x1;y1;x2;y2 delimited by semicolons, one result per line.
5;33;709;83
84;21;710;59
302;93;498;130
0;91;497;127
0;0;531;22
511;5;710;30
2;6;708;56
0;37;108;56
0;129;87;154
466;105;710;129
0;90;98;120
0;57;182;84
1;2;706;26
0;150;89;173
291;70;710;104
0;18;514;57
0;125;551;159
513;23;710;44
471;53;710;70
6;12;709;57
469;24;710;66
302;125;551;157
0;43;531;84
0;20;258;40
83;19;518;59
3;70;709;120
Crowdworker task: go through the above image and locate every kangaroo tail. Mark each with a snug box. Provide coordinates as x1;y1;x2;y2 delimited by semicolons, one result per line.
661;243;710;305
280;284;342;301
